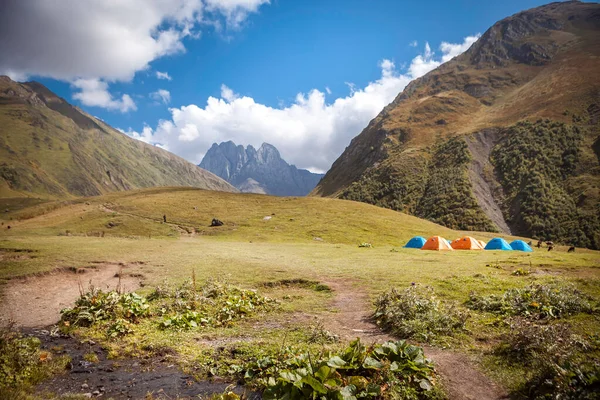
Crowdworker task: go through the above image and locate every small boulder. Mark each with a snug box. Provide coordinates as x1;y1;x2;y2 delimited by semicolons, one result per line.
210;218;224;227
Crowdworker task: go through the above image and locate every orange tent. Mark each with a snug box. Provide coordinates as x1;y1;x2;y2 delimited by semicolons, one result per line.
421;236;454;251
451;236;484;250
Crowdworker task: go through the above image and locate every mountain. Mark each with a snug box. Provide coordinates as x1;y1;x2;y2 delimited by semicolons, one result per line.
0;76;236;200
312;1;600;249
199;141;323;196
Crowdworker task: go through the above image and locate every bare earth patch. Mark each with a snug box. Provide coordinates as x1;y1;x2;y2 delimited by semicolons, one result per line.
320;279;508;400
0;263;142;328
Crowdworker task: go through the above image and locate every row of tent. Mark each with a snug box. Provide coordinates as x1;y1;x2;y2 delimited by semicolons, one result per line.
404;236;533;252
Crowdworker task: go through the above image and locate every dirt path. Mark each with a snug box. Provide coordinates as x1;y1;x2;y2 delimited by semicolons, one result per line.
320;279;508;400
0;264;142;328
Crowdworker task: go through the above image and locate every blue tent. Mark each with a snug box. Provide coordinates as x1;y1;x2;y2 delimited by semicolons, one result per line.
484;238;512;250
404;236;427;249
510;240;533;252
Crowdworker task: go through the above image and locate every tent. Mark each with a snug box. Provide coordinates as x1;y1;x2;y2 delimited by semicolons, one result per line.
451;236;484;250
510;240;533;252
404;236;427;249
484;238;512;250
421;236;454;251
478;240;487;248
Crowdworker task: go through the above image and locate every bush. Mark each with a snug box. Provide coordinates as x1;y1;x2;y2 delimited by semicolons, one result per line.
373;285;469;342
0;325;70;397
466;282;597;319
61;288;149;327
495;318;600;399
234;339;443;400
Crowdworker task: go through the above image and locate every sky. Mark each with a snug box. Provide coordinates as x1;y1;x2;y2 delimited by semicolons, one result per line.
0;0;574;173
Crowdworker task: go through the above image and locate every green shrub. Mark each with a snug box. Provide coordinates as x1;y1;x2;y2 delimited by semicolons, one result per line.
466;282;597;319
0;325;70;397
60;288;148;327
373;285;469;342
495;318;600;399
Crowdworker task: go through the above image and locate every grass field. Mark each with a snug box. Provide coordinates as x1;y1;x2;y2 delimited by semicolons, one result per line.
1;187;599;399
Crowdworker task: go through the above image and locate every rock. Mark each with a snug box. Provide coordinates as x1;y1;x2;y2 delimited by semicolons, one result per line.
81;383;89;389
82;393;92;398
210;218;224;227
92;390;100;396
263;216;272;221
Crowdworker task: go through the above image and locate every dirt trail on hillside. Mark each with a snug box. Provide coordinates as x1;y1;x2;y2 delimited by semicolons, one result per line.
0;264;142;328
320;279;508;400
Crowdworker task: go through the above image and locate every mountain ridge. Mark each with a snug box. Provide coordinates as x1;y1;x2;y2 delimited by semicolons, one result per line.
200;141;323;196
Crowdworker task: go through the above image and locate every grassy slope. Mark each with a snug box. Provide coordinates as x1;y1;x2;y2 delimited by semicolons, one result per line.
0;188;598;396
0;77;235;202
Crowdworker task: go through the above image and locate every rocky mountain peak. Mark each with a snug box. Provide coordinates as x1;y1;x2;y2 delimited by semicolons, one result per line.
200;141;323;196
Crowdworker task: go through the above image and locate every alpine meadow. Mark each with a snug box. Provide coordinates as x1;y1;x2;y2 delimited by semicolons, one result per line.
0;1;599;400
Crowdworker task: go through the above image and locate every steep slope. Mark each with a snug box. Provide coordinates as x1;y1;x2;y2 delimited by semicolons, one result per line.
0;77;236;199
199;141;323;196
313;1;600;248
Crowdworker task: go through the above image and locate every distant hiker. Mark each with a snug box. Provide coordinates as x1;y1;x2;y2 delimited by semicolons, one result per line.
536;240;543;248
548;245;554;252
163;214;167;223
546;241;554;247
568;246;575;253
210;218;224;227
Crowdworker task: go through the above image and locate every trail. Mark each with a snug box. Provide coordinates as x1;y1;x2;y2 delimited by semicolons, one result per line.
100;203;197;236
0;263;142;328
320;279;508;400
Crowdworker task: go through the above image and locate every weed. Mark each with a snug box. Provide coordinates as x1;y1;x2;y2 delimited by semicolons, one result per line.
495;318;600;399
359;242;373;248
373;285;469;342
0;324;70;397
511;268;531;276
466;282;597;319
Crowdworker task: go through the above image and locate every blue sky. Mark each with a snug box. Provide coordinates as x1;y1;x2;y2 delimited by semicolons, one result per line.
0;0;577;171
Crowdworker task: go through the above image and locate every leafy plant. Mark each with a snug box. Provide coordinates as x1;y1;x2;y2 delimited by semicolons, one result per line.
466;282;597;319
234;339;442;400
373;285;468;342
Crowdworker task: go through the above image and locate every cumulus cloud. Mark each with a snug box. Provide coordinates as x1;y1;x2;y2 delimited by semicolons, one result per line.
0;0;269;110
441;35;480;62
125;35;479;172
72;79;137;113
409;40;418;47
156;71;173;81
150;89;172;105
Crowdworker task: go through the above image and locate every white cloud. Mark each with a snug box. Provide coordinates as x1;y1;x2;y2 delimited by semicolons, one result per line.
440;35;480;62
0;0;269;111
409;40;418;47
72;79;137;113
325;87;332;95
125;35;479;172
156;71;173;81
150;89;171;105
220;84;238;102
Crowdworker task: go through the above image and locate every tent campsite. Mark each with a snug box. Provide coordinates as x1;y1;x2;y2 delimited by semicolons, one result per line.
484;238;512;250
404;236;427;249
510;240;533;252
451;236;485;250
421;236;454;251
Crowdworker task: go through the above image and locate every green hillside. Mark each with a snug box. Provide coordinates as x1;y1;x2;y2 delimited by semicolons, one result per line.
0;76;236;202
